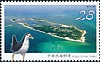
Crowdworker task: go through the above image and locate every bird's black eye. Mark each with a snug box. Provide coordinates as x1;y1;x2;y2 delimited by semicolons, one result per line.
26;34;28;36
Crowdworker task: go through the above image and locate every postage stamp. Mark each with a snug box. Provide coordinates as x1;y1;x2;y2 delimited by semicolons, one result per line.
1;2;100;61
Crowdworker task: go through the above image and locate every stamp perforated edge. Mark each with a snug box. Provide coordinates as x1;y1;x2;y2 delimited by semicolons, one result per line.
0;1;100;61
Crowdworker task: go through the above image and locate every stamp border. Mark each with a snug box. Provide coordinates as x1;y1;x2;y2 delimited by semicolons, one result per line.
0;1;100;61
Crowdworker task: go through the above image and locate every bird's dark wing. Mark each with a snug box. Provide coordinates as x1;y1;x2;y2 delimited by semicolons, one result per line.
11;35;23;52
12;35;18;46
11;35;26;52
11;41;22;52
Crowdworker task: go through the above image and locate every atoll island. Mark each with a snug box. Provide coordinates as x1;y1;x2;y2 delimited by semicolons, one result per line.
10;18;86;43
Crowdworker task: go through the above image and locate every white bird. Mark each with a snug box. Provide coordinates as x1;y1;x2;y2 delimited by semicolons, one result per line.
11;33;34;60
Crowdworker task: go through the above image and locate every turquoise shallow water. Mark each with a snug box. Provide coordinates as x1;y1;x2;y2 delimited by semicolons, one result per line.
5;5;96;53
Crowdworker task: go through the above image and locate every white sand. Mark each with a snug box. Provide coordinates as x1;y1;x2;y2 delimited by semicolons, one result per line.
10;19;15;22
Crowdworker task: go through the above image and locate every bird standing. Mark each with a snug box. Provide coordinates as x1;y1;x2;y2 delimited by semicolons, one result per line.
11;33;34;60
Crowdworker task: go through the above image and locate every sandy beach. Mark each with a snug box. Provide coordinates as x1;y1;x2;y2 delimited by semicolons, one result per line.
10;19;15;22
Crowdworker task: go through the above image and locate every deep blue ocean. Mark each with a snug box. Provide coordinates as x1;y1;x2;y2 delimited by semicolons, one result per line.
5;5;96;53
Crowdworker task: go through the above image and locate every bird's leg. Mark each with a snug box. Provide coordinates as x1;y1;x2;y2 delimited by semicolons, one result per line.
22;55;25;60
12;53;14;60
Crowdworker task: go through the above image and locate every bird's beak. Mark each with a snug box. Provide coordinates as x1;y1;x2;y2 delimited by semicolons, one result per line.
29;35;34;39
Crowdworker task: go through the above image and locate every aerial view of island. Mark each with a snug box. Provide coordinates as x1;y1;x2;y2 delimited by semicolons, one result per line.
5;5;96;53
10;18;86;42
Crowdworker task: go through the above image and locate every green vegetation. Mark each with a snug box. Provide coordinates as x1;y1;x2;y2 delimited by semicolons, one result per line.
24;23;29;26
12;19;17;22
31;18;49;22
33;25;83;40
11;18;85;40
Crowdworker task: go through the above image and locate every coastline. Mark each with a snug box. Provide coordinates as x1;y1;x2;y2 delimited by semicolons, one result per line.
10;19;15;22
10;19;86;43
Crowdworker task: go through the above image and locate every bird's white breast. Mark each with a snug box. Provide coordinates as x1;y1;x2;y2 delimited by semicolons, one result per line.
15;38;29;55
